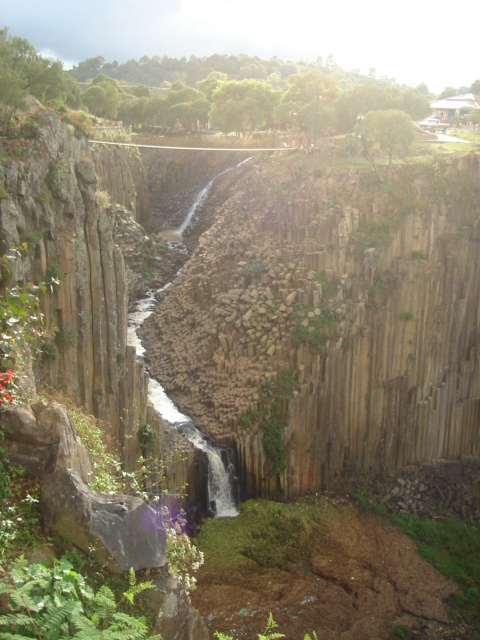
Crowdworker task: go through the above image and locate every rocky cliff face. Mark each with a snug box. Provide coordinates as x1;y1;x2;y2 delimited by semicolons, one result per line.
0;114;136;443
142;151;480;498
0;116;205;503
91;141;150;226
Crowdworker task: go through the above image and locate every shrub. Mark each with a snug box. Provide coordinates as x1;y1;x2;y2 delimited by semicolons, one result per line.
55;326;77;353
45;263;64;292
46;159;68;192
0;186;11;200
411;250;426;260
0;556;162;639
400;311;413;321
96;190;111;210
137;423;157;457
352;220;391;255
19;228;43;249
0;255;12;284
41;342;58;361
0;281;46;369
262;422;286;475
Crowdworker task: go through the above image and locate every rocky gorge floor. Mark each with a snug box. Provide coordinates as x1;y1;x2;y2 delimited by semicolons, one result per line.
190;496;476;640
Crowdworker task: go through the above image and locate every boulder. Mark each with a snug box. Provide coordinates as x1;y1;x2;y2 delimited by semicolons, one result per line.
1;401;91;483
146;575;209;640
40;470;167;573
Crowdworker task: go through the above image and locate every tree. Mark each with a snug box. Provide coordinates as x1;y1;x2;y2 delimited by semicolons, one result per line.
297;101;335;145
468;108;480;141
283;69;339;106
470;79;480;94
209;80;280;136
197;71;227;100
81;85;106;115
335;82;428;132
68;55;105;82
0;29;32;128
81;74;122;119
359;109;415;168
438;86;457;99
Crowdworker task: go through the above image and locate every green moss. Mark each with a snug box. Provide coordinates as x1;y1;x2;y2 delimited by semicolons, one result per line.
0;186;11;200
47;159;68;192
196;498;346;573
291;302;332;355
352;220;391;255
411;250;426;260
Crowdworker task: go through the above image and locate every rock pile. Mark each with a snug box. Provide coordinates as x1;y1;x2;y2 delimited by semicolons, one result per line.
378;458;480;521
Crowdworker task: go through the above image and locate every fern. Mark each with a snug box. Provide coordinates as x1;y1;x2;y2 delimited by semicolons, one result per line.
257;612;286;639
0;632;39;640
0;614;33;627
0;556;162;640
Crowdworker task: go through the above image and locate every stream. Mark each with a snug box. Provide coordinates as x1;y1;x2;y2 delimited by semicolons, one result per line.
127;161;251;518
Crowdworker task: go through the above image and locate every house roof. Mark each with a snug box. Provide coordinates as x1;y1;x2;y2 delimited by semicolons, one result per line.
430;93;480;110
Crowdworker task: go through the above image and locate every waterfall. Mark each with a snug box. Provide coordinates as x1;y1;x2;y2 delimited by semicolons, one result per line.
176;157;252;235
127;160;252;517
127;290;238;518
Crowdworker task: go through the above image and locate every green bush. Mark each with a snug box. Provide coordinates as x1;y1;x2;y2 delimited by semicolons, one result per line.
0;556;162;639
41;342;58;361
0;186;11;200
352;220;391;255
410;250;426;260
137;423;157;457
400;311;413;321
55;326;77;353
19;228;43;249
262;422;286;475
46;159;68;192
45;263;64;292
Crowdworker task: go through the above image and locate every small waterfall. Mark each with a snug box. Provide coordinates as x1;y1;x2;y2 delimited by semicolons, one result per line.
127;290;238;517
176;157;252;235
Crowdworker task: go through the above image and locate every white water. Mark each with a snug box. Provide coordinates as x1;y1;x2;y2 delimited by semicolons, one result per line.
176;157;252;235
128;290;238;517
127;162;249;517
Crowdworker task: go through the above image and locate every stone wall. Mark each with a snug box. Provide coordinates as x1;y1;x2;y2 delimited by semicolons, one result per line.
142;152;480;498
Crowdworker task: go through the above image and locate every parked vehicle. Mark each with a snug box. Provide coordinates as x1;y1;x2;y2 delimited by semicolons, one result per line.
419;118;449;133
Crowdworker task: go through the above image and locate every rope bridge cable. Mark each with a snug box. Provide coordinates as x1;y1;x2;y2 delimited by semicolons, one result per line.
88;140;298;152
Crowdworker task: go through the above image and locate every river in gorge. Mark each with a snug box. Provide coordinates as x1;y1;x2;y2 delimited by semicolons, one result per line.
127;159;251;518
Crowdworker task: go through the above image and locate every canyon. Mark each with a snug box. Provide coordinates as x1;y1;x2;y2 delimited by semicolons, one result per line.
2;115;480;638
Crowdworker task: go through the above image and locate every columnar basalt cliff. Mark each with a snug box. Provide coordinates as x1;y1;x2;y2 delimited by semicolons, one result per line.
91;141;150;226
0;114;144;445
142;152;480;498
0;115;207;502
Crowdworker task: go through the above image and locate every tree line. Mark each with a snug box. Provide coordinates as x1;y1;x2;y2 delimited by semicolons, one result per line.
2;28;479;146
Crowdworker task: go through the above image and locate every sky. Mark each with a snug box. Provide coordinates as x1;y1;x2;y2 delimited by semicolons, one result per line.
3;0;479;94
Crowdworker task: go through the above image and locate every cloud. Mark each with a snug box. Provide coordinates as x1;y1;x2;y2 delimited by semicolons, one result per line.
2;0;479;92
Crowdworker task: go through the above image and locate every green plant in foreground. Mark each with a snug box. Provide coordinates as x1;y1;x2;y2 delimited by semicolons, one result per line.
214;613;317;639
390;625;411;638
0;556;163;639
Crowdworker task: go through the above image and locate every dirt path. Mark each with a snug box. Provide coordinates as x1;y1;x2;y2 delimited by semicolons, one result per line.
191;507;467;640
